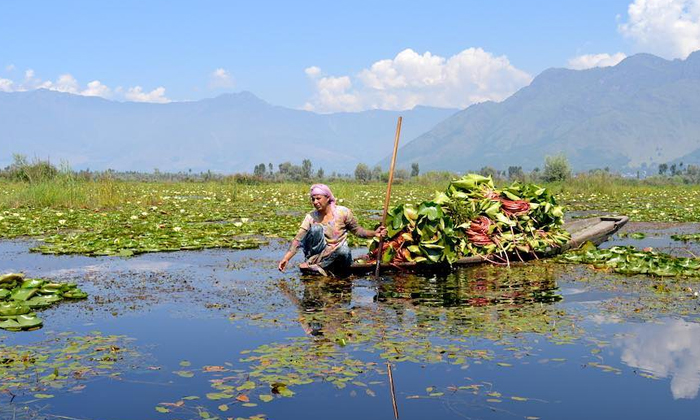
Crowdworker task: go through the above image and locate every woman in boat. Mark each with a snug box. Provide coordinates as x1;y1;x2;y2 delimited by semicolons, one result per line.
278;184;387;275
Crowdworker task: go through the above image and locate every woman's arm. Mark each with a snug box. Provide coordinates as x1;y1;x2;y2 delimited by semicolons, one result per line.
278;215;312;271
278;239;301;271
345;209;387;239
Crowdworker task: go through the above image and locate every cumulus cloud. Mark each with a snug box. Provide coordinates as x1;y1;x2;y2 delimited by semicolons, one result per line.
0;78;14;92
82;80;112;97
303;48;532;113
568;52;628;69
209;68;234;89
22;69;52;90
124;86;170;103
0;68;170;103
304;66;321;77
618;318;700;399
53;74;80;94
618;0;700;59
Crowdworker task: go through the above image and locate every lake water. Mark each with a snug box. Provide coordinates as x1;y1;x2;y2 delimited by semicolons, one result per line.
2;223;700;420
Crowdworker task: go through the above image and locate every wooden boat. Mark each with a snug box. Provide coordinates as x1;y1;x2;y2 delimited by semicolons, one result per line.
300;215;629;275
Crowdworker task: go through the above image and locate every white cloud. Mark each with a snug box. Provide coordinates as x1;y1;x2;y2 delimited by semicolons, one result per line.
619;0;700;59
568;52;628;69
0;78;14;92
209;68;234;89
5;64;15;72
22;69;52;90
53;74;80;94
125;86;170;103
618;318;700;399
303;48;532;113
0;68;171;102
82;80;112;97
304;66;321;78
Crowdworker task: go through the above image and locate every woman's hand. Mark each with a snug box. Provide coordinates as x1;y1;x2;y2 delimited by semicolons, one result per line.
375;226;388;238
278;257;289;271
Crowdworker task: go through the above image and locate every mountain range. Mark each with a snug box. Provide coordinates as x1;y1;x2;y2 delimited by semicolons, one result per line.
3;51;700;174
389;51;700;172
0;90;456;174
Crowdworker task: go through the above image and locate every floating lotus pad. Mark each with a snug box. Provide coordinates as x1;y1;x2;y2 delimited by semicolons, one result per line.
0;272;88;331
557;242;700;277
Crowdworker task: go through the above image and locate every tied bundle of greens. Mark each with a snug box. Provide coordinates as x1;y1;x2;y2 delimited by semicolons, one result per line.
366;174;570;266
0;272;87;331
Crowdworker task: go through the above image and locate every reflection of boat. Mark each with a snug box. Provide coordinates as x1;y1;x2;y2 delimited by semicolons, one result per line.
301;215;629;275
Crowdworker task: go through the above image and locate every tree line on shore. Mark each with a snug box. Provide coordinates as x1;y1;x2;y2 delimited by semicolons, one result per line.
4;153;700;185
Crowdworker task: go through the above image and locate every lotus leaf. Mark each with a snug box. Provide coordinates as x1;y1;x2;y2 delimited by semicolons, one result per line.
0;272;24;283
21;278;45;289
0;314;42;331
10;287;38;301
0;301;31;317
0;275;88;331
25;295;62;308
558;243;700;278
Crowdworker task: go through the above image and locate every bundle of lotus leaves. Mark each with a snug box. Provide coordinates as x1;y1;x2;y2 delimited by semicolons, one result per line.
366;174;571;265
0;272;87;331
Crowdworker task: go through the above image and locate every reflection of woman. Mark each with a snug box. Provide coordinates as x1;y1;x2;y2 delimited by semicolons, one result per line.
278;184;386;276
278;279;353;336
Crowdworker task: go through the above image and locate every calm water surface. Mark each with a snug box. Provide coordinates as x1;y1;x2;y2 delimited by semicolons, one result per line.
2;224;700;420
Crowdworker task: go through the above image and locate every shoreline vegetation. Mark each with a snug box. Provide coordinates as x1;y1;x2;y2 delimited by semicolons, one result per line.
1;153;700;258
1;153;700;210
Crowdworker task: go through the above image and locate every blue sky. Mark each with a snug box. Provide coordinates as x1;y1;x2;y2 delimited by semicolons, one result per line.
2;0;699;111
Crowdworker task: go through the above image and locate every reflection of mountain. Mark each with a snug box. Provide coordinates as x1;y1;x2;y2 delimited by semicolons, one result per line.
618;319;700;399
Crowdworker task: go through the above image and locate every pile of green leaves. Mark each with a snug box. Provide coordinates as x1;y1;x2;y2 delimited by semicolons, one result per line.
369;174;570;265
557;242;700;277
0;272;87;331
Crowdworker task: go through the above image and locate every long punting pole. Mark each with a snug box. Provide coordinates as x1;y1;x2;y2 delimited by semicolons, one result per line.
375;116;403;278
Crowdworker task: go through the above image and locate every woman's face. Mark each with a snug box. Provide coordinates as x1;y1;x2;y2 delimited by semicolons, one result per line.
311;194;330;211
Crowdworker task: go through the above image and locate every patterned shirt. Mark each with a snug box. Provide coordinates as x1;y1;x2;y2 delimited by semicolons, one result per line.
292;205;365;251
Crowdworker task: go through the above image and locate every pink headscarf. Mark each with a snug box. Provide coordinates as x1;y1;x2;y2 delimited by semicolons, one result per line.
310;184;336;206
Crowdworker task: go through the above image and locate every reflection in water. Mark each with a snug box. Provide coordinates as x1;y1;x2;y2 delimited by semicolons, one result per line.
619;319;700;399
378;263;562;308
281;262;567;343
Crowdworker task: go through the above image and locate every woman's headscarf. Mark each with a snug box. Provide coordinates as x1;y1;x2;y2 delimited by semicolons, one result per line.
310;184;336;207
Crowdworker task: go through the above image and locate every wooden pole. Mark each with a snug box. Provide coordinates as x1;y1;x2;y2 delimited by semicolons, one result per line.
375;116;402;278
387;362;400;419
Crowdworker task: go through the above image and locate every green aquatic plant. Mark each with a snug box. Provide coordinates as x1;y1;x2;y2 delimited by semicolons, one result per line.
671;233;700;242
0;273;87;331
366;174;570;265
557;242;700;277
0;331;137;398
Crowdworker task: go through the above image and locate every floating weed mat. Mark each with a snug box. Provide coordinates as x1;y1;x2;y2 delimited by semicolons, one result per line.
557;242;700;277
364;174;570;265
3;181;700;257
0;331;137;399
671;233;700;242
0;273;87;331
561;188;700;222
0;184;395;256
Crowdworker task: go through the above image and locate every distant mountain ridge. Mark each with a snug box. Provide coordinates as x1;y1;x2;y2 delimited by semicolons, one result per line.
0;90;457;173
386;51;700;172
